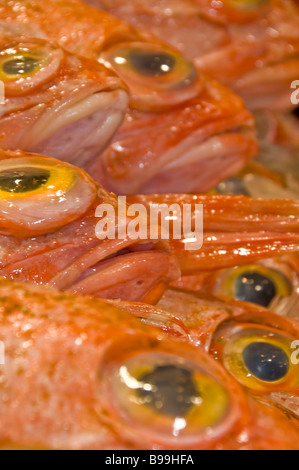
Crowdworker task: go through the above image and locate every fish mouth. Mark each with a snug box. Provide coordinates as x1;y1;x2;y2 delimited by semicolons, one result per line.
105;122;258;195
140;128;257;194
23;89;129;167
233;54;299;111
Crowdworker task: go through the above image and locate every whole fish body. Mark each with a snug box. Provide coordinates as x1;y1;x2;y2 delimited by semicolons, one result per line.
0;150;298;300
91;0;299;111
0;279;298;450
0;0;259;194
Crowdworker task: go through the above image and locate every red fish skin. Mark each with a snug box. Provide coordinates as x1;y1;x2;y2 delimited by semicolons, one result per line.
0;279;298;450
91;0;299;111
0;36;129;167
0;0;259;194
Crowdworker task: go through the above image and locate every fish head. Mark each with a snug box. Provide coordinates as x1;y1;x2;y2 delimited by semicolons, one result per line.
193;0;299;110
0;279;298;450
0;150;179;302
156;287;299;422
92;25;258;194
96;0;299;111
0;35;129;167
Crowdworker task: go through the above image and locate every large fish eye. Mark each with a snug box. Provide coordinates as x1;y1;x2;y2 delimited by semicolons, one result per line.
210;324;299;394
99;336;249;447
0;42;63;96
106;353;229;439
213;264;293;308
0;153;97;237
100;42;202;112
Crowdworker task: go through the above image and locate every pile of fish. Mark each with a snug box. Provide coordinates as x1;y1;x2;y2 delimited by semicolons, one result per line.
0;0;298;450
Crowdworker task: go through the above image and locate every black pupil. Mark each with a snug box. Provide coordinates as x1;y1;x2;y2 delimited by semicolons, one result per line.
0;167;50;193
137;365;200;417
235;271;277;307
3;57;40;76
128;50;176;77
243;342;289;382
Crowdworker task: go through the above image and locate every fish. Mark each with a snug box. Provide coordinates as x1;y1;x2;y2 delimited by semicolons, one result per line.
0;278;299;450
0;35;129;168
0;149;179;303
0;0;258;194
91;0;299;111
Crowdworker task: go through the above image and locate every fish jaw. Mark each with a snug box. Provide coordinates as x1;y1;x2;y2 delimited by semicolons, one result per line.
90;79;258;194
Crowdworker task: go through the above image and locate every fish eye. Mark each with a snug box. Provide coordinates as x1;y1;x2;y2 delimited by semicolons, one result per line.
106;354;229;440
210;324;299;394
99;335;249;447
212;264;293;308
0;153;97;237
100;42;202;111
0;42;63;96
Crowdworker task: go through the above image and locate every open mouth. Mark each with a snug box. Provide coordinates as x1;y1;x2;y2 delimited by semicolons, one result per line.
23;89;129;167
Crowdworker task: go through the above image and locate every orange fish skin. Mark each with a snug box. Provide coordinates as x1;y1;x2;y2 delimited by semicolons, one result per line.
0;150;178;303
0;36;129;168
0;0;258;194
92;0;299;111
0;279;298;450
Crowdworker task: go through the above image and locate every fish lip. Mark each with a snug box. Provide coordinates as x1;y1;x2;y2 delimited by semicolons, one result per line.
20;88;129;167
107;122;257;194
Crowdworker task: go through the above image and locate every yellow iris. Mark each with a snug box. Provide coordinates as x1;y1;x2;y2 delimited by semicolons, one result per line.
215;264;292;307
212;326;299;393
0;160;77;200
0;49;50;82
103;42;197;91
112;354;229;438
